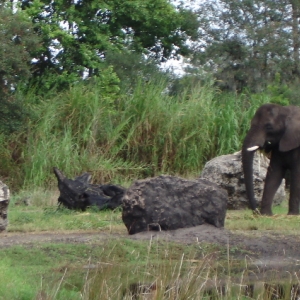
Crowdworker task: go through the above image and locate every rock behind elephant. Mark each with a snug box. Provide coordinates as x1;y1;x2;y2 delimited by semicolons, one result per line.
201;151;286;210
122;175;227;235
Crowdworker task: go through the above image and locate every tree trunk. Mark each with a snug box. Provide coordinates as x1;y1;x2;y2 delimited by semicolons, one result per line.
292;0;300;76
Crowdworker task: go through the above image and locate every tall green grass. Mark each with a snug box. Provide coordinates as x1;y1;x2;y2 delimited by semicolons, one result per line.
210;92;269;157
22;80;143;188
1;77;270;189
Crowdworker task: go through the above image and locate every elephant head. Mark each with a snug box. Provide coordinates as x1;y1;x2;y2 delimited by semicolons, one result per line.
242;103;300;211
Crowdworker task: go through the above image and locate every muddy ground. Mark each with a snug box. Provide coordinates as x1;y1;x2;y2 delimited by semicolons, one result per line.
1;224;300;264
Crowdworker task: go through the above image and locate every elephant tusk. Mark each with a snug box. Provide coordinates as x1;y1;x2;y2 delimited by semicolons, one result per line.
247;145;259;151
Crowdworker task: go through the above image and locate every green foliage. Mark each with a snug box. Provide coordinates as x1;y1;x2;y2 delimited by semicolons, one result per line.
0;7;40;135
168;72;209;96
0;98;27;135
193;0;299;92
21;67;142;187
1;73;274;189
104;50;165;92
0;7;41;90
21;0;199;90
286;79;300;106
266;73;291;106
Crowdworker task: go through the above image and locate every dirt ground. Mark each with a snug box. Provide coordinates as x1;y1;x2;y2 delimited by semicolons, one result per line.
1;224;300;264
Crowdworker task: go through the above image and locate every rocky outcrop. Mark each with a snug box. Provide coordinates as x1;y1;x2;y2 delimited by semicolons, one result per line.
122;175;227;234
201;151;285;209
0;181;9;232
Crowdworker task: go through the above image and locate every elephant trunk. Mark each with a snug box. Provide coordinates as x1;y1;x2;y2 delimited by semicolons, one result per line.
242;128;265;211
242;147;257;210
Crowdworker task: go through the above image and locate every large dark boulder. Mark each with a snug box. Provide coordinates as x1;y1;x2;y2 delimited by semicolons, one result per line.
122;175;227;235
53;167;125;211
0;181;9;232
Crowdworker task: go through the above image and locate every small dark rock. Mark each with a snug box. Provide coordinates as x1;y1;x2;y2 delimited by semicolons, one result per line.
53;167;125;211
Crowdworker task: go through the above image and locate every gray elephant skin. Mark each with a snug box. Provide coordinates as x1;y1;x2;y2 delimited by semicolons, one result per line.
242;103;300;215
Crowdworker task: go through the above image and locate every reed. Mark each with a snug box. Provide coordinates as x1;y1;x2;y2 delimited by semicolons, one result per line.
1;76;271;189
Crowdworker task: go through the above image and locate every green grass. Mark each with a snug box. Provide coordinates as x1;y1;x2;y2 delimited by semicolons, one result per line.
226;200;300;232
8;188;298;234
7;205;125;233
6;188;125;233
1;77;271;191
7;186;298;234
0;238;219;300
3;192;300;299
10;203;300;234
0;230;297;300
0;243;110;300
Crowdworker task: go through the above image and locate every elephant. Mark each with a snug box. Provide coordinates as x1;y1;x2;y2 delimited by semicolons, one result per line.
242;103;300;215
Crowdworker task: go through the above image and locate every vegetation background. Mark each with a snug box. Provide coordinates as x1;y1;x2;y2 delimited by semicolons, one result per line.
1;1;300;299
0;0;299;190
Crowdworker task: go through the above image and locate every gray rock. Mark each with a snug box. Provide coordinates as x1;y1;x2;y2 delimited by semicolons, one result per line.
0;181;9;232
122;175;227;234
201;151;285;210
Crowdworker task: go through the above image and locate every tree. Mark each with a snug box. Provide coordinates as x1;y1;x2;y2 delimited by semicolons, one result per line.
291;0;300;76
19;0;199;90
0;7;41;93
0;7;41;134
104;49;172;94
190;0;299;92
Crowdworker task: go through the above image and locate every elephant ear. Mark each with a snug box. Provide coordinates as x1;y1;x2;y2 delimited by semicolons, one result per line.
280;108;300;152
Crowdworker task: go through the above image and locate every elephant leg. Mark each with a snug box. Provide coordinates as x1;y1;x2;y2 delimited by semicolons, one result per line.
288;168;300;215
261;160;285;215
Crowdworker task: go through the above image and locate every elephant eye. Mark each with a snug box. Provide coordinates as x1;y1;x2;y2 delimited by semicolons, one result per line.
264;123;273;131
